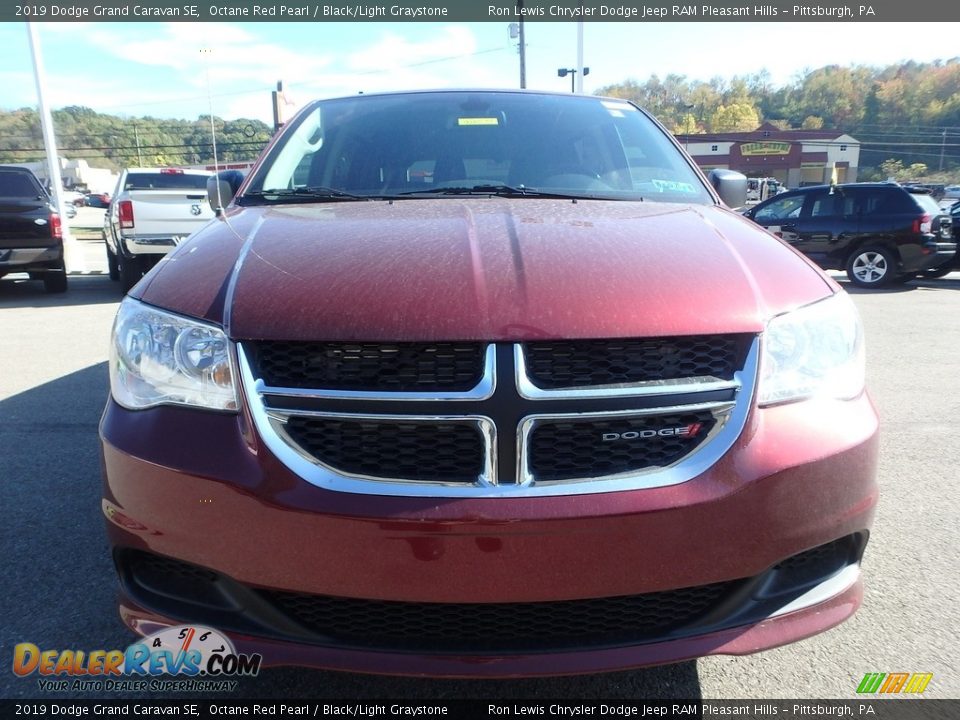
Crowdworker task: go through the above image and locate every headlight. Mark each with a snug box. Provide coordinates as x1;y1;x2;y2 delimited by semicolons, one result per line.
109;297;238;411
758;292;865;406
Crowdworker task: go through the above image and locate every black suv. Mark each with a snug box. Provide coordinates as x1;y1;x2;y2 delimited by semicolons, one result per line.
744;183;956;288
0;165;67;293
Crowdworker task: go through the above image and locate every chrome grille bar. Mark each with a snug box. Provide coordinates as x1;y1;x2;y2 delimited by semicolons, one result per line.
237;337;759;497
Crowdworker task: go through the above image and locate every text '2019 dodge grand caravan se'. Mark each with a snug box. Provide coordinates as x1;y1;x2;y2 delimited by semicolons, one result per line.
100;90;878;677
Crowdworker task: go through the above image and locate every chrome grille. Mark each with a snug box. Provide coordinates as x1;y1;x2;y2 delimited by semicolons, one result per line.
241;336;758;497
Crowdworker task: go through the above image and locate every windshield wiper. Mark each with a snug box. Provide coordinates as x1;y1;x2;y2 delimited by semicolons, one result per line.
242;186;368;203
397;184;588;199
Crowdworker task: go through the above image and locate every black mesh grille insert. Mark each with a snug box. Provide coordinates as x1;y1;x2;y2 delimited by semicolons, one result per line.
523;335;749;389
771;535;860;588
529;411;717;481
283;417;484;483
260;580;737;652
124;552;230;609
253;342;485;391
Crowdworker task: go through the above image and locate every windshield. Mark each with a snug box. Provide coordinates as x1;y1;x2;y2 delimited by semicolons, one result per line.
910;192;943;216
0;170;44;199
243;91;712;204
124;172;210;191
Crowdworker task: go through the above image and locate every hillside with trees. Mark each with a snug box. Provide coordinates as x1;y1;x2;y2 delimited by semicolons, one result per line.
0;105;272;170
596;58;960;181
2;59;959;181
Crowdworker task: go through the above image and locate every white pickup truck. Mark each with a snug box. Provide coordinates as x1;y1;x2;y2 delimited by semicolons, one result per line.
104;168;214;291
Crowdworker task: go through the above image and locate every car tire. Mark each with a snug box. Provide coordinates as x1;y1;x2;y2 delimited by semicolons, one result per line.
106;244;120;281
43;269;68;294
846;246;896;288
119;255;143;293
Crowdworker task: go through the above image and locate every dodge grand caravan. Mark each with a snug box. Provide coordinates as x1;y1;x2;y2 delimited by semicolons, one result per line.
100;90;878;677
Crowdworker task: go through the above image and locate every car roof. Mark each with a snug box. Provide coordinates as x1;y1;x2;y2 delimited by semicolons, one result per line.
314;88;635;105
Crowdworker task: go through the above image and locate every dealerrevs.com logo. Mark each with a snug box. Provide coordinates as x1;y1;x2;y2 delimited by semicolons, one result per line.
13;625;261;692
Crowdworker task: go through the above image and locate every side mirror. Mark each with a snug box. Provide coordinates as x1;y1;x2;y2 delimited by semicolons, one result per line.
207;170;245;212
708;169;748;209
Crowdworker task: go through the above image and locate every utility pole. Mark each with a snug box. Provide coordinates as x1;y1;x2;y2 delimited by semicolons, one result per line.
133;121;143;167
26;22;85;272
509;12;526;89
939;129;946;172
272;81;286;133
518;1;526;89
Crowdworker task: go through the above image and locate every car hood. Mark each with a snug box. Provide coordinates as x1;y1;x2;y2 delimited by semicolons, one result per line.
137;198;833;341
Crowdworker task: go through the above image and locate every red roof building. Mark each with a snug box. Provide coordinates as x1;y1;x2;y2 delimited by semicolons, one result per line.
674;123;860;188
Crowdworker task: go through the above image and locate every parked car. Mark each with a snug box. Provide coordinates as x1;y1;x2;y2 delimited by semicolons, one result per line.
101;90;877;677
745;177;782;204
84;191;111;208
103;168;213;291
744;182;956;288
0;165;67;293
921;199;960;278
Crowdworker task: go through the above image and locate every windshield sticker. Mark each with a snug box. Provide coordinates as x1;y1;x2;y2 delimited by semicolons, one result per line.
652;179;698;194
457;117;499;126
601;100;634;112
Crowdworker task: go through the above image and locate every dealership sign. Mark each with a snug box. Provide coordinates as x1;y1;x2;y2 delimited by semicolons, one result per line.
740;142;792;156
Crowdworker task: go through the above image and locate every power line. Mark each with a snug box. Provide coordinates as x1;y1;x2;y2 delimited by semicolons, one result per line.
4;140;268;152
86;45;512;114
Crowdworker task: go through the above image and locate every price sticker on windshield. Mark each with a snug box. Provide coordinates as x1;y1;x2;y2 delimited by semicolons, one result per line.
458;117;499;126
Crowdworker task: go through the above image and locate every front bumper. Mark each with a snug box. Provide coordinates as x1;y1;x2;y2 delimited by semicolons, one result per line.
100;391;878;677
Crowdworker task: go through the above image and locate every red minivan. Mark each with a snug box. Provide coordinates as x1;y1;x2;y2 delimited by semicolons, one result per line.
100;90;878;677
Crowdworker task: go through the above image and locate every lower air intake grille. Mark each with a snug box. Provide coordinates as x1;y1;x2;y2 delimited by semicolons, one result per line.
282;417;484;483
261;580;737;652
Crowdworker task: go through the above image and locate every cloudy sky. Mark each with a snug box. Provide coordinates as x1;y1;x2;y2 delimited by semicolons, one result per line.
2;21;954;123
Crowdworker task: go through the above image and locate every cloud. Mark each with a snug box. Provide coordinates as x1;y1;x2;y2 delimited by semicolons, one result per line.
82;23;333;91
347;25;478;72
282;25;510;102
7;22;511;123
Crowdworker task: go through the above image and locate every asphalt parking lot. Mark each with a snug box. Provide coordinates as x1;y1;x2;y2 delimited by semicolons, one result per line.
1;228;958;700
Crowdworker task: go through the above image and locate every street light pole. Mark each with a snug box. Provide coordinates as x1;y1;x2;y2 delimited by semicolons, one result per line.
576;18;584;94
558;67;590;93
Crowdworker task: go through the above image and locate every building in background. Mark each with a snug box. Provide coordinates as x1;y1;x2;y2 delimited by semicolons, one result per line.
10;157;117;195
676;123;860;189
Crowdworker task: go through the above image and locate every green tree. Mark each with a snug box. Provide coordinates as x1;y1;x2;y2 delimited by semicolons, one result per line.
708;103;760;132
673;113;699;135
